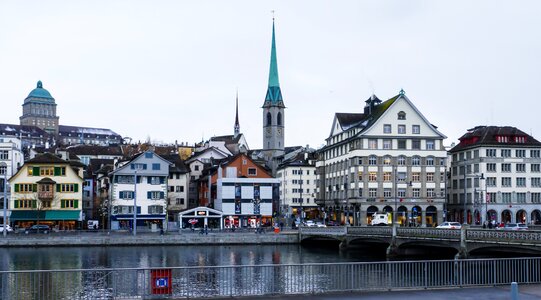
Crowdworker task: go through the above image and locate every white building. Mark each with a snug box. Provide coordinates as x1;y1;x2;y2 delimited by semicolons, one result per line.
110;150;171;231
448;126;541;225
316;91;447;226
0;136;24;179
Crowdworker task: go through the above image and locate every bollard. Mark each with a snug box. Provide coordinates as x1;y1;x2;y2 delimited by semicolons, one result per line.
510;282;518;300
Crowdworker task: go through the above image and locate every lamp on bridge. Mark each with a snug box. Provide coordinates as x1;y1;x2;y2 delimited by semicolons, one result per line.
463;172;484;225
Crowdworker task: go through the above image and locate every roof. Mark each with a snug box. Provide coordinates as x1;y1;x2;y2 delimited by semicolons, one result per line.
162;154;190;173
58;125;121;137
0;123;50;138
25;81;55;102
263;19;284;106
26;152;69;164
65;144;123;156
449;126;541;152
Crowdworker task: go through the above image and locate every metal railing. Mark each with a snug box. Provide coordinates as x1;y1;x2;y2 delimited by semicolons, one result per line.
0;257;540;299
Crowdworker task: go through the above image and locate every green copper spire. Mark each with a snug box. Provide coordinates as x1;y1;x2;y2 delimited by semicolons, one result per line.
264;18;283;105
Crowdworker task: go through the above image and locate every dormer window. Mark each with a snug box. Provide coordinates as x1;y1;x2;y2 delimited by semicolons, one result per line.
515;136;526;143
398;111;406;120
496;136;509;143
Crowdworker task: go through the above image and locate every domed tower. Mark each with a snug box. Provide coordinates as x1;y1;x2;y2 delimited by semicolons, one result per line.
20;80;60;135
262;19;285;158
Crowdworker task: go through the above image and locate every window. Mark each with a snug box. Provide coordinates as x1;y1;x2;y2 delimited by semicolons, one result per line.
59;184;77;192
426;188;435;197
412;156;420;166
426;140;435;150
398;140;406;149
194;165;200;171
412;140;421;150
398;111;406;120
383;139;392;149
486;149;496;157
502;193;512;203
176;198;185;205
368;139;377;149
61;199;78;208
412;172;420;182
516;177;526;187
40;167;54;176
17;183;35;193
517;193;526;203
266;112;272;126
487;163;496;172
369;172;377;181
501;149;511;157
148;191;164;200
149;176;164;185
383;124;391;133
131;163;147;170
501;164;511;172
426;157;434;166
532;178;541;187
397;188;406;197
398;125;406;134
0;151;8;160
532;164;541;172
383;172;391;181
176;186;184;192
412;188;420;198
277;112;282;125
486;177;497;187
516;150;526;158
384;188;392;197
368;156;377;165
383;156;392;165
412;125;420;134
152;163;161;170
119;191;134;199
145;152;153;158
117;175;135;184
531;150;540;158
501;177;512;187
357;171;363;180
148;205;164;214
398;156;406;166
248;168;257;176
397;172;407;183
426;172;434;182
369;188;377;198
516;164;526;172
532;193;541;203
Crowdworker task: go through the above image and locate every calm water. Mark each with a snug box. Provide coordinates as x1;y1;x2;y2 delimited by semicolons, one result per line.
0;244;388;271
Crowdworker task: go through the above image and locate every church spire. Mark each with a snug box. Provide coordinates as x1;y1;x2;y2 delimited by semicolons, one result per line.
234;89;240;137
264;18;283;106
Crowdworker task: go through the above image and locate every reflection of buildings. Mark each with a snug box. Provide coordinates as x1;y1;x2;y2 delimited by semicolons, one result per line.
448;126;541;225
316;92;447;226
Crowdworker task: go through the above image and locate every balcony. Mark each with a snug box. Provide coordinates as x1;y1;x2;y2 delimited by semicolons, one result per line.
38;191;54;199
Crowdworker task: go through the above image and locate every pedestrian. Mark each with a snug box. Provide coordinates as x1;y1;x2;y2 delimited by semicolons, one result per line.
482;221;487;229
279;221;284;231
160;227;164;236
204;225;208;235
488;221;493;229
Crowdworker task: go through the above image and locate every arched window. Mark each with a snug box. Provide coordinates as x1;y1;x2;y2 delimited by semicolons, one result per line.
398;111;406;120
266;112;272;126
398;155;406;166
368;155;377;165
383;156;392;165
277;112;282;126
412;156;421;166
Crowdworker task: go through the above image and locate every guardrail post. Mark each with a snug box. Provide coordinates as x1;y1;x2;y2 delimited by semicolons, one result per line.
455;226;468;259
386;224;398;258
511;282;519;300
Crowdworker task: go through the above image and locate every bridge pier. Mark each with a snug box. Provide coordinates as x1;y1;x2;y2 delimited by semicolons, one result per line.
339;238;348;250
455;226;469;259
386;224;399;259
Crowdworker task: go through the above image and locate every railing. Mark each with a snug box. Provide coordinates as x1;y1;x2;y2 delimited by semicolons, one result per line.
299;226;346;235
0;258;540;299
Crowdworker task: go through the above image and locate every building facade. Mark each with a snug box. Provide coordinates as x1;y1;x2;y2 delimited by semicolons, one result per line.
8;153;84;229
448;126;541;225
316;91;447;226
110;151;170;231
19;81;60;136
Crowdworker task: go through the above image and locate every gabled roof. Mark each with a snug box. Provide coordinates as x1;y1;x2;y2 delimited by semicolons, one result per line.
0;123;50;138
58;125;121;137
65;144;123;156
162;154;190;173
26;152;69;164
450;126;541;152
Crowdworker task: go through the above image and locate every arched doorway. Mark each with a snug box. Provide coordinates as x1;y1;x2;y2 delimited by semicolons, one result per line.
531;210;541;225
366;206;378;224
474;209;481;225
426;206;437;227
397;206;407;226
501;210;512;223
467;209;472;224
383;206;393;213
488;210;498;222
411;206;422;227
516;210;527;224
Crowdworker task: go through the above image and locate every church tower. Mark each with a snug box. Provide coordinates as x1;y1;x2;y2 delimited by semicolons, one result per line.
262;19;285;157
234;90;240;138
20;80;60;136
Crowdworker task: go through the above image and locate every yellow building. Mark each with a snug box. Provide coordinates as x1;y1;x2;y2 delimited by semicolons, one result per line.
8;152;84;230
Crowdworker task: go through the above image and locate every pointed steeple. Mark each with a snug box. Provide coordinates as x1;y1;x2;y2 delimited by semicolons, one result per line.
234;90;240;137
264;18;283;106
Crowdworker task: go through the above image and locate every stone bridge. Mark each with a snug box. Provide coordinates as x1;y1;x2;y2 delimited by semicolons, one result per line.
299;226;541;258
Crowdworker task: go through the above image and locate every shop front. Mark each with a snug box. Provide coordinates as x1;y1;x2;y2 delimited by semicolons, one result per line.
111;214;166;232
178;207;223;230
10;210;82;230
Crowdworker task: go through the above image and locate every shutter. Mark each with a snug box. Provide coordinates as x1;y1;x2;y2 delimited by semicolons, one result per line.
147;191;151;199
33;167;40;176
32;200;37;208
56;184;61;192
14;200;18;208
32;184;37;192
147;177;151;184
74;200;78;209
74;184;79;193
14;184;19;192
160;192;164;199
119;191;124;199
54;167;61;176
160;177;165;184
61;200;65;208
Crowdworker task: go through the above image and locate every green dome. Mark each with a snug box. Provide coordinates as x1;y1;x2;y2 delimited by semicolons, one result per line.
27;81;54;100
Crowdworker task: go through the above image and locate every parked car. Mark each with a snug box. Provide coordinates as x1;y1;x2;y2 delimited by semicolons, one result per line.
315;222;327;228
303;220;316;227
24;225;50;234
436;222;462;229
0;225;13;233
502;223;528;231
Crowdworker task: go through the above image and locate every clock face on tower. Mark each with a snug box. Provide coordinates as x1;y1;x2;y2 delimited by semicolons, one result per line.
266;128;272;136
277;128;282;136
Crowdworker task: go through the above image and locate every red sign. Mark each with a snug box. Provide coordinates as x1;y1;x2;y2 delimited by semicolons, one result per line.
151;269;172;295
188;219;198;225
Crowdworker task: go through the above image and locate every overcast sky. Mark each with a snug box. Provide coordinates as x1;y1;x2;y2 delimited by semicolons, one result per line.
1;1;540;149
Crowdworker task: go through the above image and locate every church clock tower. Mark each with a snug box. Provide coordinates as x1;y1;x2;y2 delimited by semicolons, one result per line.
262;19;285;158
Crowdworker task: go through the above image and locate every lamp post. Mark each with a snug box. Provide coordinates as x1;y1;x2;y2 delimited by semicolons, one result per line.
299;169;303;224
0;162;7;237
463;171;484;225
394;166;398;227
133;168;138;236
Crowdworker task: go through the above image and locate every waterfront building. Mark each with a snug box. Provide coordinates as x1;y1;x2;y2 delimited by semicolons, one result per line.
58;125;122;146
109;150;171;231
276;147;318;221
316;91;448;226
0;123;51;150
0;136;24;225
162;154;190;224
8;152;84;229
448;126;541;225
64;144;124;165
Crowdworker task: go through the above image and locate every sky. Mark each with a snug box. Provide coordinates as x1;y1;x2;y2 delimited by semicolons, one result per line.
1;1;540;150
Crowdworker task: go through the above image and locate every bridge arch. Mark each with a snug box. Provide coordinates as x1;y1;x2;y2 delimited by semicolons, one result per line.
532;210;541;225
516;210;527;224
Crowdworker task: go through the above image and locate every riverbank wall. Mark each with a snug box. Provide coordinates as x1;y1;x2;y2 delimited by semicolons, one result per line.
0;231;300;247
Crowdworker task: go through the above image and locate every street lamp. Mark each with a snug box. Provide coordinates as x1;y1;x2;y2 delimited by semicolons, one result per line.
133;167;139;236
463;171;484;225
0;162;7;237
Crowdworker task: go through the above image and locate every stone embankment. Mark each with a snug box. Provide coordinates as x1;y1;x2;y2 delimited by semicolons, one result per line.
0;230;299;247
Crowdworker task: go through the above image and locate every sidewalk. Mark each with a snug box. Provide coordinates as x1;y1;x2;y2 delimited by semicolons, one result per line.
214;284;541;300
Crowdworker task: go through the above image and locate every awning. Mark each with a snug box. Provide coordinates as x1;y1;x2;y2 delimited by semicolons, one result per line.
10;210;81;221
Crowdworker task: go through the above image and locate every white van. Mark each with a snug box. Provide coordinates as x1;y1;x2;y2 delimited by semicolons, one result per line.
370;213;391;226
87;220;99;230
